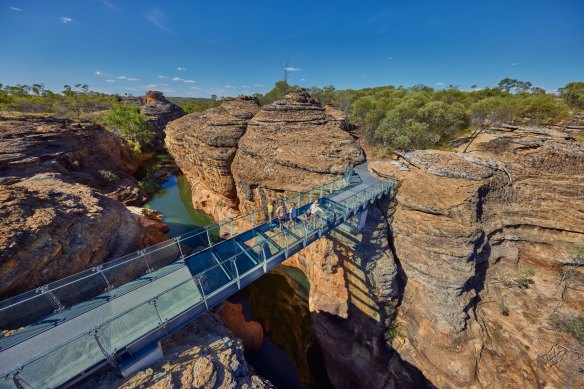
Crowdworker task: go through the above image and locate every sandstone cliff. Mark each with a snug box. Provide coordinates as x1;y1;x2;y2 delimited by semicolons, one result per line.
232;90;364;211
0;116;166;298
165;90;364;220
370;124;584;388
165;96;260;219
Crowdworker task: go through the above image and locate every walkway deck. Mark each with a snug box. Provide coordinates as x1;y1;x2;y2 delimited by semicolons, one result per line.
0;163;395;389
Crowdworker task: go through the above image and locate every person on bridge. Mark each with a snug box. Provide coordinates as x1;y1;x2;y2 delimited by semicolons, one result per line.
276;201;288;229
267;200;274;226
289;202;298;227
309;200;326;227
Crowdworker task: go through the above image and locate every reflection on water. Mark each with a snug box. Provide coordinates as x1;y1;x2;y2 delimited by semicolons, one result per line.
144;174;214;237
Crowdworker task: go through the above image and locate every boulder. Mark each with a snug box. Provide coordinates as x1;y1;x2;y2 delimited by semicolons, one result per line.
0;116;158;298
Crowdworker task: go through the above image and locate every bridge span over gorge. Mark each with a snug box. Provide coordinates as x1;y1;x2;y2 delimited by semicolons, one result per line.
0;163;396;389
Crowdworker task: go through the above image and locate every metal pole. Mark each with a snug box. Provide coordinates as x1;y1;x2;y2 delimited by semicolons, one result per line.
95;265;112;291
142;250;152;274
150;298;168;335
37;285;65;313
206;228;212;246
232;258;240;289
196;276;209;310
261;244;267;273
175;237;185;259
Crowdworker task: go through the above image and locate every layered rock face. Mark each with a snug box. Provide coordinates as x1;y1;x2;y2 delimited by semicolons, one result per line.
78;313;274;389
165;90;365;220
232;90;365;211
165;96;261;219
371;124;584;388
0;116;165;298
141;91;185;141
283;204;420;389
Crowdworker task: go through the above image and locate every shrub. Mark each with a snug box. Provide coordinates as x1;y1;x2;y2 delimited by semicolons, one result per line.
386;326;405;342
549;313;584;344
138;178;159;195
513;268;536;289
498;302;510;316
101;104;154;151
97;169;120;186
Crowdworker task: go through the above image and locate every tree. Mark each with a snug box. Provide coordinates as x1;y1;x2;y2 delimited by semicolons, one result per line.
497;78;532;94
102;104;154;151
558;82;584;109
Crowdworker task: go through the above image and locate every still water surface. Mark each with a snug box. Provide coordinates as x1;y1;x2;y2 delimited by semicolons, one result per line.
143;171;310;388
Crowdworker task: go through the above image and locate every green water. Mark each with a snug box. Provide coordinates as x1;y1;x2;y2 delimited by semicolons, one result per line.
144;174;214;237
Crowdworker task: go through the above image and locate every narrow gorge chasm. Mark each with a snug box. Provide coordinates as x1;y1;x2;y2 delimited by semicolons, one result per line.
1;88;583;389
164;89;584;389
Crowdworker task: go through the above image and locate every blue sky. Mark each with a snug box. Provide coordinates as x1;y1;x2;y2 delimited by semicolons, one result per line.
1;0;583;97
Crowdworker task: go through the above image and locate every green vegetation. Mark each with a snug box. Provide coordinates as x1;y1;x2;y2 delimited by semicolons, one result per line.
1;79;580;154
386;326;405;342
255;78;577;152
558;82;584;109
138;177;160;195
549;313;584;344
498;302;510;316
0;83;117;117
513;268;536;289
97;169;120;186
100;104;153;151
167;96;221;113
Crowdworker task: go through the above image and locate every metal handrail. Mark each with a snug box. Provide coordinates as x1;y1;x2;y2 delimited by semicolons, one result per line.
0;174;355;317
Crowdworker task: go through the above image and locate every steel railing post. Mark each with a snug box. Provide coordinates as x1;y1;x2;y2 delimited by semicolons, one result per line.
95;265;112;291
91;329;117;367
232;258;241;289
206;227;212;247
142;249;152;274
36;285;65;313
175;237;185;259
196;275;209;310
261;244;267;273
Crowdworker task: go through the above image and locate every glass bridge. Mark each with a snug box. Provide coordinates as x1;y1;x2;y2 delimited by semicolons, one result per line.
0;164;396;389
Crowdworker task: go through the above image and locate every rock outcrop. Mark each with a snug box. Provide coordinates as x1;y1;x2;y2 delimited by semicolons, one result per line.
78;313;275;389
0;116;165;298
141;91;185;141
219;301;264;352
165;96;260;219
232;89;365;211
370;124;584;388
165;90;365;220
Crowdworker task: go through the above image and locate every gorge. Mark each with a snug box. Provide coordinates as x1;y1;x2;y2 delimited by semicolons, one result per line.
0;89;582;389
